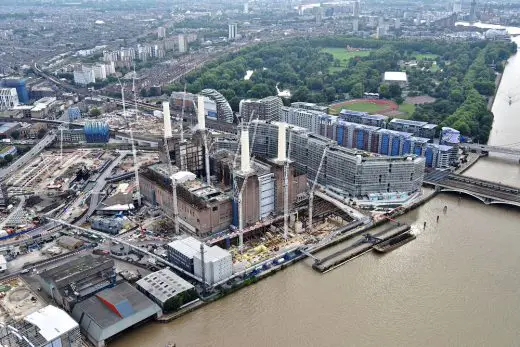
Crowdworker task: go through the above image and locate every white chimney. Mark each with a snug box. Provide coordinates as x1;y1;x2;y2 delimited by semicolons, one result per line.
197;95;206;130
240;127;251;172
163;101;172;139
277;123;287;162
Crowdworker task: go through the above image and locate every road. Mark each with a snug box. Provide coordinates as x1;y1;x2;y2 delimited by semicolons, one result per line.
0;132;56;182
76;150;129;225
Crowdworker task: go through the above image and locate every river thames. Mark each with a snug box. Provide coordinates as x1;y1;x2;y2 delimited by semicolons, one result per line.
112;35;520;347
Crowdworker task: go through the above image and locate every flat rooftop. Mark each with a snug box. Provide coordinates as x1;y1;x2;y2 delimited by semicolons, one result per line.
0;123;19;133
389;118;438;128
337;119;380;131
168;236;230;262
39;254;113;284
24;305;78;342
136;269;194;303
384;71;407;82
377;128;413;137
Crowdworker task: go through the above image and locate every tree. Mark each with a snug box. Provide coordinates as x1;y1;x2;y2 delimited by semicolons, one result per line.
247;83;273;99
10;131;20;140
350;82;364;98
324;86;336;102
3;154;13;163
378;83;390;98
292;86;310;102
89;108;101;117
388;84;402;98
395;96;404;105
37;128;46;139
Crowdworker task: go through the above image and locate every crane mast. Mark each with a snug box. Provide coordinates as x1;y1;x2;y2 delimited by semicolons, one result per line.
283;130;292;240
308;146;328;233
120;80;141;206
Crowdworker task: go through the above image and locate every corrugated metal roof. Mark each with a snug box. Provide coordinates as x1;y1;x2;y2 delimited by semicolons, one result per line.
136;269;194;304
73;282;160;330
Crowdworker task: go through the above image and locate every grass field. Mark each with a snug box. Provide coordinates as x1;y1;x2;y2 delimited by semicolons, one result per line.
398;103;416;118
336;102;387;113
413;53;438;61
321;48;371;72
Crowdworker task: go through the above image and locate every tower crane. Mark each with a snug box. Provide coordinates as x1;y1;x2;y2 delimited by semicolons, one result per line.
308;146;328;233
162;89;187;235
283;130;293;240
118;77;141;206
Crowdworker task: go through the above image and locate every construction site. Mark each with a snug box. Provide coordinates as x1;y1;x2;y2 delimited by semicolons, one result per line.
133;94;374;279
0;277;46;323
0;84;431;347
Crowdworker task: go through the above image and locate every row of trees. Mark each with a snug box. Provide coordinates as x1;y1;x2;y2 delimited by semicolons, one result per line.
412;41;516;142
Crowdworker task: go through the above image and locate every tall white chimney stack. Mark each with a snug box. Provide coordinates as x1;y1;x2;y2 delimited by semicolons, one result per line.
163;101;172;139
240;126;251;173
277;122;287;162
197;95;206;130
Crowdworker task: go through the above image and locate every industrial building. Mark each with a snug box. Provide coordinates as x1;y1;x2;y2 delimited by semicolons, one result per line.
57;235;84;250
248;120;425;197
90;217;124;235
0;305;81;347
210;122;308;229
71;282;161;347
388;118;437;139
61;129;86;143
0;88;19;111
136;269;197;313
166;236;233;285
139;164;233;237
38;254;116;312
31;97;59;119
0;122;20;138
239;96;283;122
29;82;56;100
210;147;307;226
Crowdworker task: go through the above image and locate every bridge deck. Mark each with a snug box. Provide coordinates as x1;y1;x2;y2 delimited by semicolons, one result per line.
462;143;520;156
424;171;520;205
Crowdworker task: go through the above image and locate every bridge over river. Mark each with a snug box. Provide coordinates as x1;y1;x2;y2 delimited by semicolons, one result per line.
424;170;520;207
462;143;520;156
